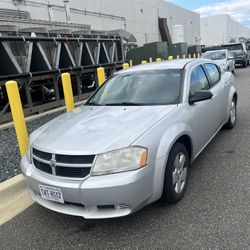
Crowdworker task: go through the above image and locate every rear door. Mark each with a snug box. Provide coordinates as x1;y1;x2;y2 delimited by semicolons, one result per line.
203;63;227;126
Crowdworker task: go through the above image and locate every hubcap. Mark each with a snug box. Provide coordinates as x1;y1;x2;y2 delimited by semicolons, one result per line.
230;100;236;124
172;153;187;194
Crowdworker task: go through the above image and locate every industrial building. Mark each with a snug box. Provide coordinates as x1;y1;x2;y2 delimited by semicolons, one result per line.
0;0;200;46
201;14;250;46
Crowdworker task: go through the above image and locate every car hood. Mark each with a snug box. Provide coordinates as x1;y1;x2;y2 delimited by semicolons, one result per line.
214;59;228;69
32;105;177;154
214;59;227;66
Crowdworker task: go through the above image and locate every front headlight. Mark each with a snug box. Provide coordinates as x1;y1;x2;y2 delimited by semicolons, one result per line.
92;147;148;176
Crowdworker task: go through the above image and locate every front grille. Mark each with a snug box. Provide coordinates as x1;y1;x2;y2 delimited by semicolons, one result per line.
55;154;95;164
33;148;52;161
33;158;52;174
56;166;91;178
32;148;94;178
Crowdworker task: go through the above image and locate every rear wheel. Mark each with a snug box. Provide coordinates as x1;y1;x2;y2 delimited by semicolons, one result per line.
224;98;237;129
161;143;189;204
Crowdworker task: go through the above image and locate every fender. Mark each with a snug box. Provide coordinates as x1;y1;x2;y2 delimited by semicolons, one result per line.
221;71;237;124
226;85;237;123
148;122;193;203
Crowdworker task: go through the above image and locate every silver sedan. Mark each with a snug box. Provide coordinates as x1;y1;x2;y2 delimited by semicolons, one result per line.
21;59;237;219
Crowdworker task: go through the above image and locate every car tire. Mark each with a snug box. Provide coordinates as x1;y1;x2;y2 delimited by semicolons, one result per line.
224;97;237;129
161;143;190;204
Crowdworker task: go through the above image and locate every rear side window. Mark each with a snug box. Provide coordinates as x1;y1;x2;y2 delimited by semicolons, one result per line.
204;63;220;87
190;66;209;96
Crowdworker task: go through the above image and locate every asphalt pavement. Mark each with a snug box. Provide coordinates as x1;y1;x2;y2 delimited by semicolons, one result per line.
0;67;250;249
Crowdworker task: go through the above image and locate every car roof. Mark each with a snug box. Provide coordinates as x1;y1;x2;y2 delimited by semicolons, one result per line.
116;59;211;74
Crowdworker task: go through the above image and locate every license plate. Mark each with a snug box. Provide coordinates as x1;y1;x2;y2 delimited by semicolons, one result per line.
39;184;64;203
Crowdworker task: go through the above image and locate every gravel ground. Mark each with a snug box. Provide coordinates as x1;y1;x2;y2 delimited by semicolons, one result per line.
0;67;249;249
0;111;63;182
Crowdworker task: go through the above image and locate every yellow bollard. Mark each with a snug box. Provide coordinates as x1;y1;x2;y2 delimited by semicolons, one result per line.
141;60;147;64
188;54;191;58
5;81;28;156
198;53;200;58
61;73;75;112
129;60;133;67
177;55;180;59
97;67;106;86
156;58;162;62
149;57;153;63
183;54;186;59
193;54;196;58
168;56;173;61
123;63;129;69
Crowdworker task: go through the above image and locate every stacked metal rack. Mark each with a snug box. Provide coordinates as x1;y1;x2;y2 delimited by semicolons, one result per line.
0;33;124;124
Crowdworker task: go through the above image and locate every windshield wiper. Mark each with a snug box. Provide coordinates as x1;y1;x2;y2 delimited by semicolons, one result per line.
104;102;144;106
85;101;100;106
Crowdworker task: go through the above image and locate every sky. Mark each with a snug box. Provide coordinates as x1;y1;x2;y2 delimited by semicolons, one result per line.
168;0;250;28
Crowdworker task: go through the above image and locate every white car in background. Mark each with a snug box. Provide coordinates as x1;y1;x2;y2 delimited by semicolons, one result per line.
203;49;235;74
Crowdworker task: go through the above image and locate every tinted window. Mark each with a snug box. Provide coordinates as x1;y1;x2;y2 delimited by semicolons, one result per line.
190;66;209;96
204;64;220;87
87;69;183;106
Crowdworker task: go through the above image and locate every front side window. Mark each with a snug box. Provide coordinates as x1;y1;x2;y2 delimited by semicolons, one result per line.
86;69;183;106
228;51;234;58
190;66;209;96
204;63;220;87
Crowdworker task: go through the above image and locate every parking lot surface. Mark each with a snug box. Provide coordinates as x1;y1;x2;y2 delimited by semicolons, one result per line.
1;68;250;249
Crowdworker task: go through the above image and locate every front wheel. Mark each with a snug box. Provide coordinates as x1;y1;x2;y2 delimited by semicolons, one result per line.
161;143;190;204
224;98;237;129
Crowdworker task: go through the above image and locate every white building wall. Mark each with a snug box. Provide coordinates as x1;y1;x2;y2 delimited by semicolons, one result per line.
201;14;250;46
0;0;200;46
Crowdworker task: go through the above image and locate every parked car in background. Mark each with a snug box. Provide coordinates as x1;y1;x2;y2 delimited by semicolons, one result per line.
21;59;237;219
222;43;249;68
203;49;235;73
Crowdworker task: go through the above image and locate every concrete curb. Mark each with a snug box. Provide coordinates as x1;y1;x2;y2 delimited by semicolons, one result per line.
0;174;33;225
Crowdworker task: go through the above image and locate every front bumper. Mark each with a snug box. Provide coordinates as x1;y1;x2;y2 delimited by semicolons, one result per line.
20;156;154;219
235;57;245;64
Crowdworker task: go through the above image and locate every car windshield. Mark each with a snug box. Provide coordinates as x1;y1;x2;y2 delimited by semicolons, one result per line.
86;69;183;106
222;44;242;51
204;51;226;60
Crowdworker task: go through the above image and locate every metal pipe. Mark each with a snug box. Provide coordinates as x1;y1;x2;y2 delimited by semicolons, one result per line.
0;62;123;81
0;36;121;42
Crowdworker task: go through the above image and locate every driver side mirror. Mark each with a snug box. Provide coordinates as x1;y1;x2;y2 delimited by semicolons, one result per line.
189;90;213;105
